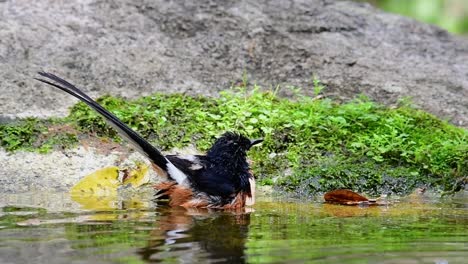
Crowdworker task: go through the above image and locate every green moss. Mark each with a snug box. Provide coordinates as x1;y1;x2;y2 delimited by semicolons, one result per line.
37;131;79;153
1;84;466;195
0;118;46;151
0;118;79;152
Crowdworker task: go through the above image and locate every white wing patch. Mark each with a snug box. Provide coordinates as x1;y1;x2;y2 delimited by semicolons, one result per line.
179;155;198;162
189;164;204;170
166;162;189;186
180;155;204;170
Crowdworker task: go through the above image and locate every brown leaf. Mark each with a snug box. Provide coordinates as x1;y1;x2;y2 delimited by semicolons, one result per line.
324;189;389;206
324;189;369;204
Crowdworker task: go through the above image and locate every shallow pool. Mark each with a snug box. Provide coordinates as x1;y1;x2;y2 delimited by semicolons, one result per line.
0;191;466;263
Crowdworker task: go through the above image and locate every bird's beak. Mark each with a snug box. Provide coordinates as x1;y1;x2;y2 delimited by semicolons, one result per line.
249;138;264;148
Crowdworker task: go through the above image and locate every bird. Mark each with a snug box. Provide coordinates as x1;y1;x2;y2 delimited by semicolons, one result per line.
35;71;263;209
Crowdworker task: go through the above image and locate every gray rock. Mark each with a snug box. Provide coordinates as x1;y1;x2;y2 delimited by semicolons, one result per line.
0;0;467;126
1;0;468;193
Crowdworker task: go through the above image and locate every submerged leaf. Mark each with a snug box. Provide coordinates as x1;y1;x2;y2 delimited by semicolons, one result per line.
71;193;119;211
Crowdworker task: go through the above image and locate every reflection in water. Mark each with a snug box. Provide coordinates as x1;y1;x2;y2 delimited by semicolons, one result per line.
1;192;467;263
139;207;251;263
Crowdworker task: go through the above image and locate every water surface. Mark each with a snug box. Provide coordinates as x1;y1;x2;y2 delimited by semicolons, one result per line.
0;191;466;263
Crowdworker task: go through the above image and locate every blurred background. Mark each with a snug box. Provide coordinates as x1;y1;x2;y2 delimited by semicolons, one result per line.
360;0;468;34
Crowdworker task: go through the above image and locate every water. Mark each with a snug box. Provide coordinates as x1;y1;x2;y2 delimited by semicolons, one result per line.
0;191;466;264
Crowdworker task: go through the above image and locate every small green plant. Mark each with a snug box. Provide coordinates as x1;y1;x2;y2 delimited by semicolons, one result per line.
312;75;325;97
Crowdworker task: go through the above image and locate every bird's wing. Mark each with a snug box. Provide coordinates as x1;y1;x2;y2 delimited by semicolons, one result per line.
165;154;206;181
35;71;189;186
166;154;237;197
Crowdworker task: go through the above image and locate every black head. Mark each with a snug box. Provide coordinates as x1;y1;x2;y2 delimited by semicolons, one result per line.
207;132;263;158
204;132;263;198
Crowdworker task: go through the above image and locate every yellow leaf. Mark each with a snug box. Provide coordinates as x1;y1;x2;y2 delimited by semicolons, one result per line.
70;165;151;212
70;166;120;196
122;163;149;188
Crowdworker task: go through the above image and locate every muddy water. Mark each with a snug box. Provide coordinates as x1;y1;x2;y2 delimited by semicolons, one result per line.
0;191;466;263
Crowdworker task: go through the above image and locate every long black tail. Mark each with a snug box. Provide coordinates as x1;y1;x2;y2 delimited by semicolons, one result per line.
35;71;170;172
